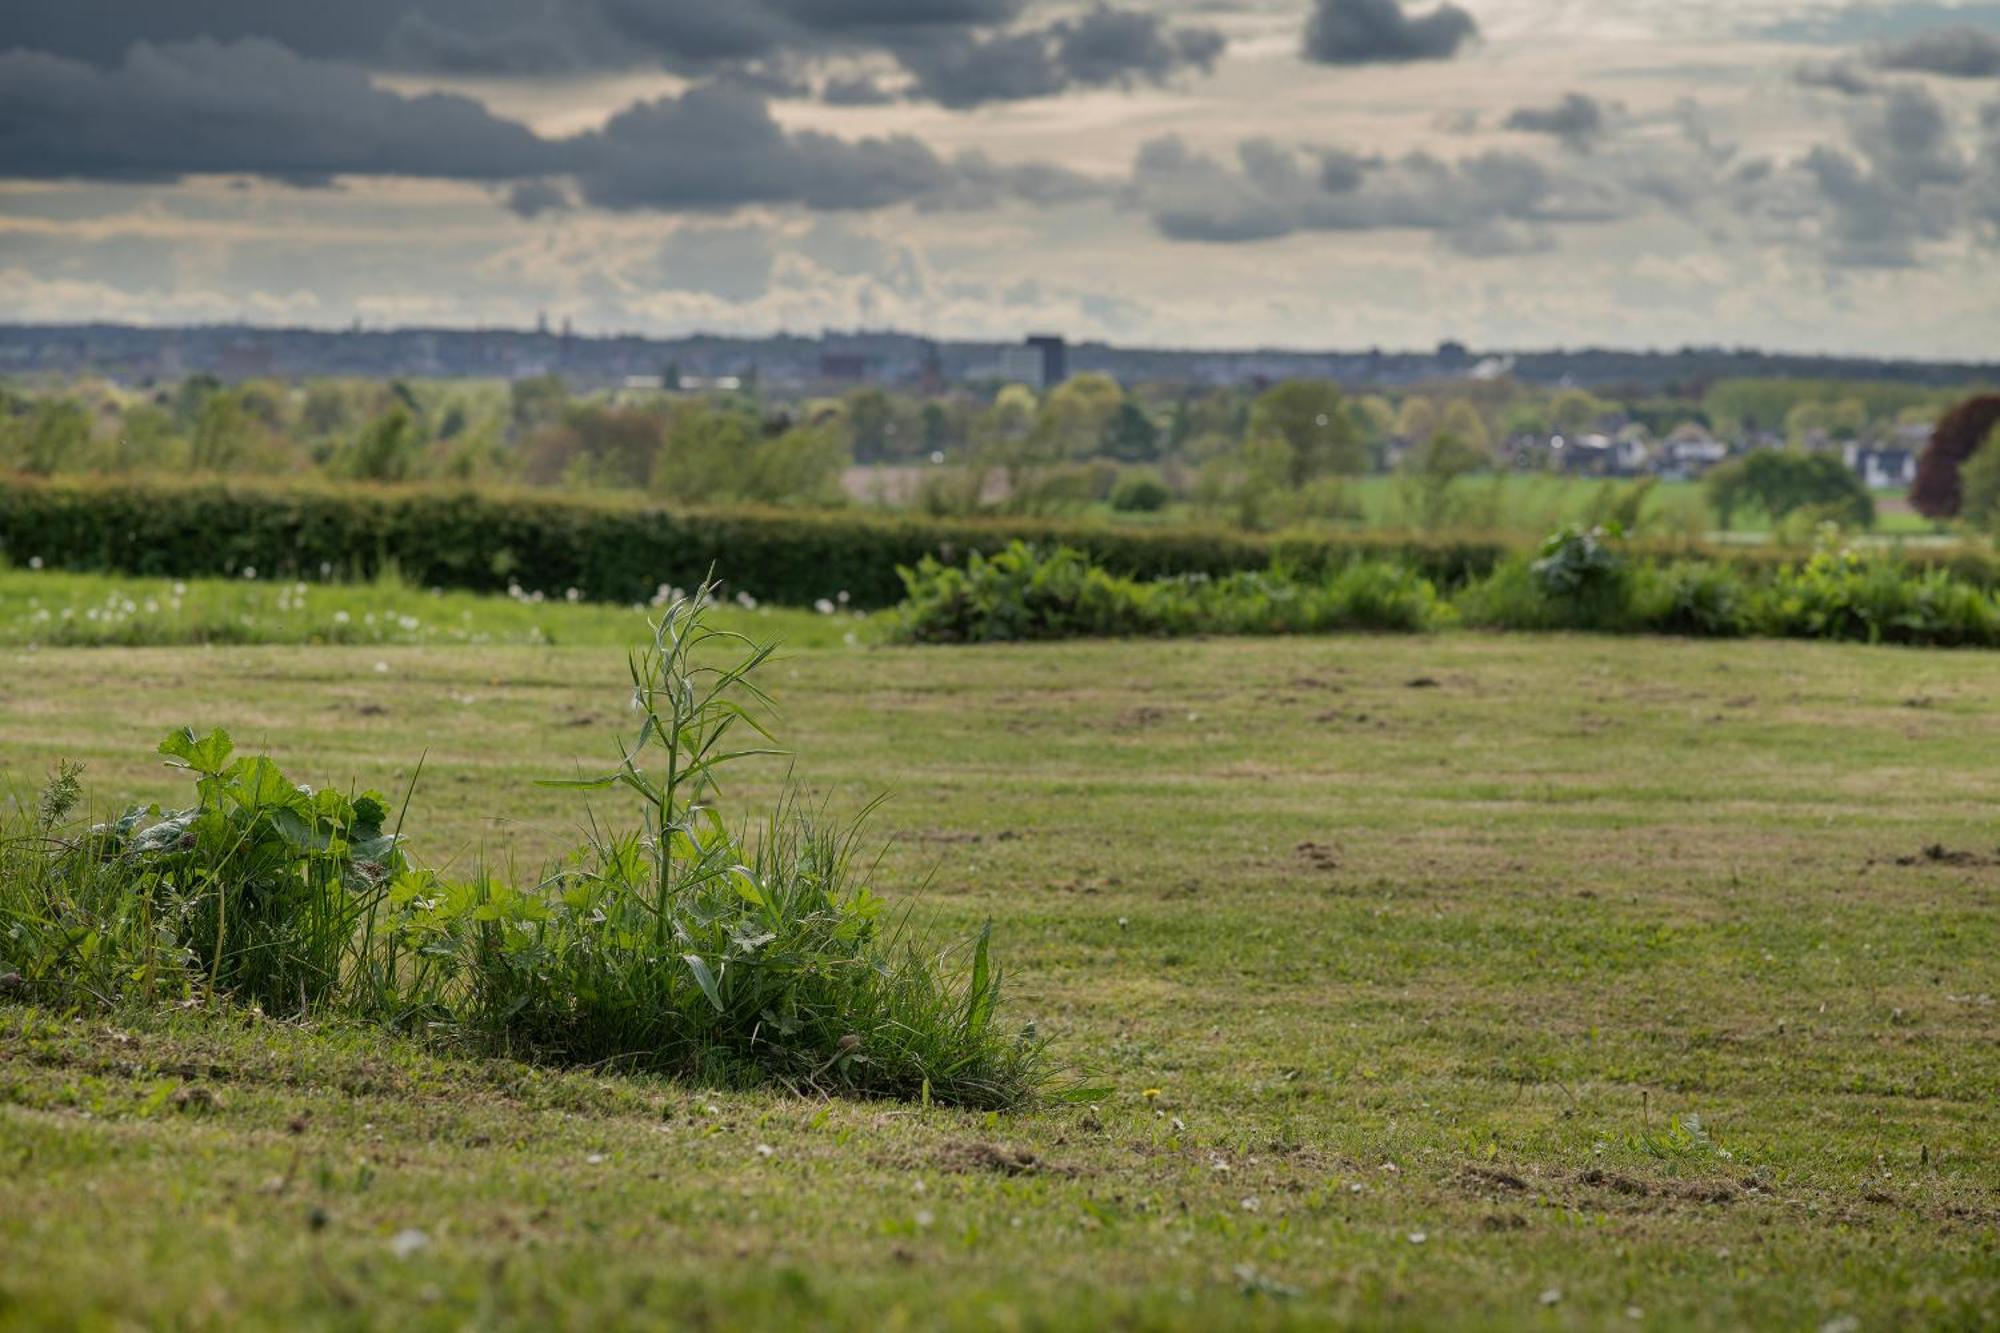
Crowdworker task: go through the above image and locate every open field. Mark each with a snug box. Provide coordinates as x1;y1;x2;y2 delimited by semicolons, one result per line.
3;631;1998;1329
0;567;865;650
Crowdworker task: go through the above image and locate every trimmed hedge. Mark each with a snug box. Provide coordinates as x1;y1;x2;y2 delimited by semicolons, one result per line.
1;474;1993;610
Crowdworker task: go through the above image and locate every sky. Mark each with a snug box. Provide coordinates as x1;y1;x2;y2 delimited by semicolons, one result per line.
1;0;1997;357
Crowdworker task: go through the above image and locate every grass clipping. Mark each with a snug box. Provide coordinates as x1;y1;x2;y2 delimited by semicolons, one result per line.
0;583;1042;1109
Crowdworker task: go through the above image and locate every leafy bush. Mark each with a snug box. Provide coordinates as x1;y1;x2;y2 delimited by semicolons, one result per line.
1754;548;2000;647
1633;562;1752;638
2;729;408;1014
1108;468;1174;514
897;533;2000;649
893;542;1447;643
0;591;1041;1106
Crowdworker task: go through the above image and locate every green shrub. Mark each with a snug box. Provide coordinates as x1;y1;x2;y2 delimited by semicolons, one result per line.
0;592;1041;1106
896;533;2000;650
1634;562;1752;638
1754;549;2000;647
2;729;408;1014
1108;468;1174;514
893;542;1447;643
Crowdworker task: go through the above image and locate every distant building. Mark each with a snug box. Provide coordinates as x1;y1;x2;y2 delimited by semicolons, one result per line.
215;341;274;382
1844;441;1918;490
1025;334;1068;388
818;352;870;382
1656;425;1730;479
997;345;1046;387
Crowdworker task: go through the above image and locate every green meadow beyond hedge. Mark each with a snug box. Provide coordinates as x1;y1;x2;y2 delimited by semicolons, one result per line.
2;475;1997;610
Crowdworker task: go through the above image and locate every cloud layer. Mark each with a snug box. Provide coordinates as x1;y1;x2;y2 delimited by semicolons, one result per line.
1303;0;1479;65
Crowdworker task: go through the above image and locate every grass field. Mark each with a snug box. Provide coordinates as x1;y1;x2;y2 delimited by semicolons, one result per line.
0;567;866;650
2;629;1997;1329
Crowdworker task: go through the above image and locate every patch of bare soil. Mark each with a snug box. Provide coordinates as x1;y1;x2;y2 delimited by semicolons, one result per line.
1884;844;2000;868
1576;1168;1738;1205
1114;706;1169;732
1294;842;1340;871
913;829;1020;846
937;1142;1076;1178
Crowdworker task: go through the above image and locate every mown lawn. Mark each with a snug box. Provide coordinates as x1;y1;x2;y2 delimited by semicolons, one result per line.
2;630;1997;1330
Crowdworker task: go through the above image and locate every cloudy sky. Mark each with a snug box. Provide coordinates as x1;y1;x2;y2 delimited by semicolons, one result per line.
2;0;1998;356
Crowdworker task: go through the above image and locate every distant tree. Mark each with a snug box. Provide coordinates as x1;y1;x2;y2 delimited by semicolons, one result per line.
921;402;952;455
171;374;222;432
3;399;91;475
1440;401;1492;457
1706;449;1874;531
1036;373;1124;459
338;409;423;482
843;387;895;462
1498;397;1552;440
1396;429;1490;530
301;382;356;437
1911;395;2000;518
189;395;259;472
1101;401;1161;462
1958;424;2000;533
1549;388;1610;437
1393;396;1440;446
1249;380;1364;482
509;374;568;433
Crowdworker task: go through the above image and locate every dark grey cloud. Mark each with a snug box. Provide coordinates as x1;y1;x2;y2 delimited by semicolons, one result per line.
3;0;1215;108
1793;60;1879;97
1872;26;2000;79
1779;85;1974;267
1303;0;1478;65
1855;84;1968;189
1504;93;1606;151
0;38;1099;217
505;180;574;219
568;82;954;211
0;38;560;186
895;7;1227;109
821;73;900;105
1128;135;1582;250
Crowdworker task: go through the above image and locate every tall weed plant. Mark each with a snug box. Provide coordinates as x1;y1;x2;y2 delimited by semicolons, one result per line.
0;586;1041;1107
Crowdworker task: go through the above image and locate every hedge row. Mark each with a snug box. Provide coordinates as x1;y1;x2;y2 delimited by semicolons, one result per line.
1;475;1992;609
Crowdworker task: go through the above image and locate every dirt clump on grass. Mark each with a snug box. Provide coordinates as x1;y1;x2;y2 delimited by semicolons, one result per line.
937;1142;1076;1178
1892;844;2000;868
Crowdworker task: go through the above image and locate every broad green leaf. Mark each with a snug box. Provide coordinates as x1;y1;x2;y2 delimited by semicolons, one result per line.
159;726;234;776
683;954;725;1014
965;921;996;1039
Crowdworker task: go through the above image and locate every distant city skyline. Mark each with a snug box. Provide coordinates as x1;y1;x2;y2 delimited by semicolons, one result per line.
3;1;1998;357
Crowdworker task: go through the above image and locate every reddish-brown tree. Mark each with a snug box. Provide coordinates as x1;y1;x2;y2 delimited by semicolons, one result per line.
1912;395;2000;518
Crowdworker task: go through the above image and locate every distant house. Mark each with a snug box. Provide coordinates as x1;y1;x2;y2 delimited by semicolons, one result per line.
1655;424;1730;480
1843;440;1918;490
1554;430;1650;477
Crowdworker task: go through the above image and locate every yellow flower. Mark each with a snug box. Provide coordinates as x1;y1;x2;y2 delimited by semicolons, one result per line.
1142;1087;1162;1101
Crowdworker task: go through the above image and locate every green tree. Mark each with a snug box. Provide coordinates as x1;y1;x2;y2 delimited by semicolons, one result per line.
1959;425;2000;534
337;409;424;482
1395;429;1490;531
1248;380;1364;482
1035;373;1123;459
843;387;895;462
189;395;258;472
8;399;92;475
509;374;569;433
1101;401;1161;462
1549;389;1609;437
1705;450;1874;531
